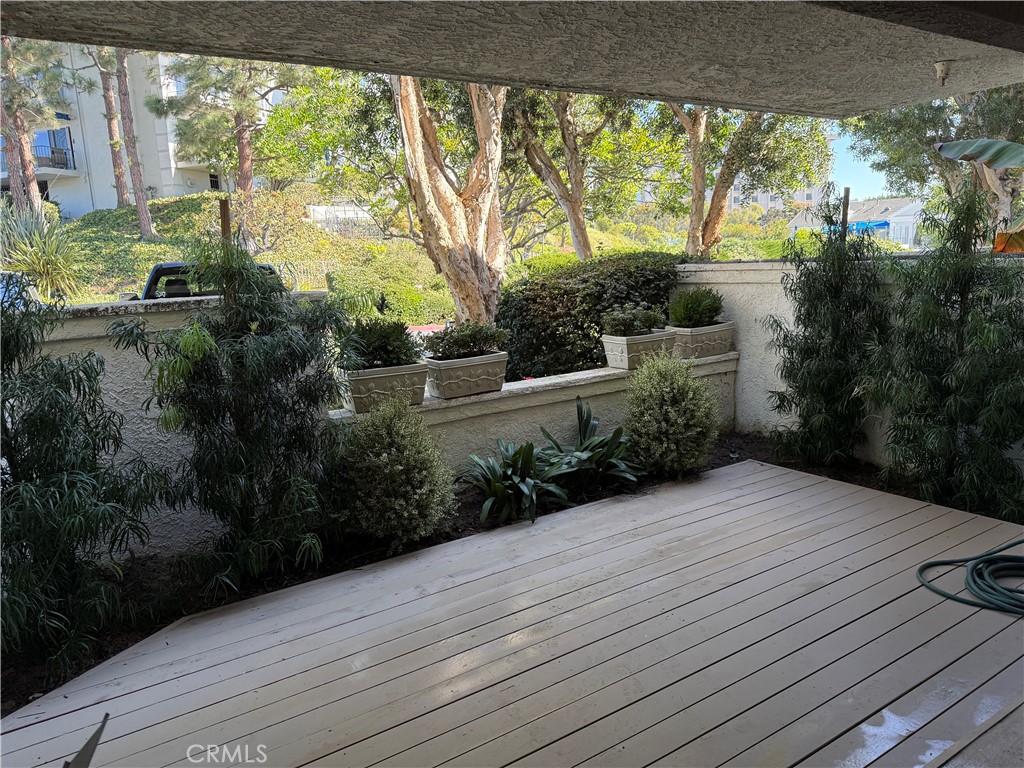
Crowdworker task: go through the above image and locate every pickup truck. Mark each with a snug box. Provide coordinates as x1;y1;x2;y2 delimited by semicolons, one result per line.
122;262;289;301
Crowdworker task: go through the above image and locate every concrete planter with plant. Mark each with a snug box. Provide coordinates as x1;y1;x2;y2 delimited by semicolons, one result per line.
424;322;509;399
667;286;734;358
599;304;675;370
346;318;427;412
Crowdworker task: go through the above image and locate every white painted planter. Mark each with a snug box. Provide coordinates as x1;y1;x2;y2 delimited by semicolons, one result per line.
426;351;508;400
600;329;676;370
344;361;428;413
667;321;735;359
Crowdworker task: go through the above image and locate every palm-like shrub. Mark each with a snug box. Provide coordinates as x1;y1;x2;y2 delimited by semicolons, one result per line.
870;191;1024;519
626;353;719;478
540;397;639;501
0;200;84;300
112;238;355;596
352;317;423;368
328;394;456;548
764;190;888;466
2;274;158;675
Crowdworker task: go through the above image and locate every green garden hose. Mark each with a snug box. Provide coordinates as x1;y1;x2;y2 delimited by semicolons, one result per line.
917;538;1024;616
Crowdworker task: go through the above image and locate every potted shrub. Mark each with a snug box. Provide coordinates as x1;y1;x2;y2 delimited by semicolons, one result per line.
599;304;675;370
345;318;427;413
423;322;510;399
667;285;734;358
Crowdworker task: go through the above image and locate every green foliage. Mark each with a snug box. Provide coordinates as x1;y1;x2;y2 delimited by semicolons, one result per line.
0;201;85;300
111;238;356;596
764;190;889;466
669;286;724;328
424;322;507;361
1;276;158;675
601;303;665;336
754;240;789;260
497;250;682;379
327;395;456;550
1;36;94;134
711;238;764;262
869;191;1024;519
461;440;571;525
539;397;639;501
353;317;423;369
626;353;720;479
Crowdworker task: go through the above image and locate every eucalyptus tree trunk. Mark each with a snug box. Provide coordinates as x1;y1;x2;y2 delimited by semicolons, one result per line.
1;97;28;211
98;65;130;207
114;48;154;237
516;92;594;261
390;75;508;322
669;103;707;257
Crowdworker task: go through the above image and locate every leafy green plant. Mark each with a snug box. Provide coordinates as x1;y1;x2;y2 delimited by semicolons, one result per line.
352;317;423;369
869;190;1024;519
601;304;665;336
0;200;85;300
424;321;508;360
626;352;720;478
540;397;639;501
326;394;456;550
1;275;159;676
461;440;571;524
497;250;682;379
764;190;888;466
668;286;724;327
111;238;356;596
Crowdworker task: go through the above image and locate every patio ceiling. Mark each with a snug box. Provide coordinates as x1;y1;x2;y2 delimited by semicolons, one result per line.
2;1;1022;117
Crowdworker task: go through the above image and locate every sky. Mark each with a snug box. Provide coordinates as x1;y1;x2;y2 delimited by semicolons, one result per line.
828;135;889;200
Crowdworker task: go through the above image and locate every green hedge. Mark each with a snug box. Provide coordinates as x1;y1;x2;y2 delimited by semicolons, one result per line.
497;250;684;380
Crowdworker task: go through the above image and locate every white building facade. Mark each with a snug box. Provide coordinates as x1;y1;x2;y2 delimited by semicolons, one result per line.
1;47;218;219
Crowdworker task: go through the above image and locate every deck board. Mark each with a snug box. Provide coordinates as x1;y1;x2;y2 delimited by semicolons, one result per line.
1;461;1020;768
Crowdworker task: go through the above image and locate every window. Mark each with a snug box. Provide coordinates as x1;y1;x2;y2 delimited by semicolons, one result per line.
209;173;221;191
770;194;779;202
732;195;741;204
805;192;813;201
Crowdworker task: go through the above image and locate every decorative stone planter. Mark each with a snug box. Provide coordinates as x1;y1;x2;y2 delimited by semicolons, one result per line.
344;362;428;413
600;329;676;370
667;321;735;359
426;351;509;400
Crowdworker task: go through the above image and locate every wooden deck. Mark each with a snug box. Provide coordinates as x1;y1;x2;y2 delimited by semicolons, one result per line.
2;461;1022;768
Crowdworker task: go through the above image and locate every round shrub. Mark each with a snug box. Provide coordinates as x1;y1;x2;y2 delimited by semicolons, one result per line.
336;395;456;549
626;353;720;478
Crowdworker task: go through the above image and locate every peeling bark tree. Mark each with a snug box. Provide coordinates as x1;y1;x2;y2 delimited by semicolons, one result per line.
84;47;130;207
115;48;154;238
390;76;508;322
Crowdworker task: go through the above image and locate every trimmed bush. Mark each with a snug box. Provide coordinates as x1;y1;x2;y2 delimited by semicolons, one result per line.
352;317;423;368
601;304;665;336
497;250;682;380
333;395;456;548
424;322;507;360
626;353;720;478
669;286;724;327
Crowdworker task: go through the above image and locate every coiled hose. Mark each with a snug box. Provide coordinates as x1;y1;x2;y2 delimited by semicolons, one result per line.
917;538;1024;616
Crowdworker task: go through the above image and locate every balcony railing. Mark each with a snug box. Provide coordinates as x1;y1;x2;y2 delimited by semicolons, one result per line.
1;144;77;174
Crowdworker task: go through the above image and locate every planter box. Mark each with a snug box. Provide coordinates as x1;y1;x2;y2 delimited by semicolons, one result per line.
600;329;676;370
667;321;735;359
426;351;508;400
344;362;428;413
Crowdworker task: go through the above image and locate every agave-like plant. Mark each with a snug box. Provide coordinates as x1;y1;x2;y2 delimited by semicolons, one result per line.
0;201;84;301
540;397;640;500
460;439;571;524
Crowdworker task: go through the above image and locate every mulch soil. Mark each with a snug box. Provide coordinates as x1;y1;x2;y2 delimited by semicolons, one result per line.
0;431;924;716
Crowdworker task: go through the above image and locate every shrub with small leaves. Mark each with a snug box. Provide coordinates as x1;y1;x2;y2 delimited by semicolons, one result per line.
601;304;665;336
626;352;720;478
424;322;508;361
331;394;456;548
669;286;724;328
353;317;423;369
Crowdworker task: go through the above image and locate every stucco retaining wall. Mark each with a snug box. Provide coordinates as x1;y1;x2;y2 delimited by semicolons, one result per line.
330;353;739;469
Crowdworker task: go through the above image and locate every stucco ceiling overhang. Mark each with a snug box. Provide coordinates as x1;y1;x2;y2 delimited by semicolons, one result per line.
2;1;1022;117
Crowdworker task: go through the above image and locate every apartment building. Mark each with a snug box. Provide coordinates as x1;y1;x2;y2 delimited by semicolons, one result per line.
724;177;824;213
787;196;925;249
1;47;218;219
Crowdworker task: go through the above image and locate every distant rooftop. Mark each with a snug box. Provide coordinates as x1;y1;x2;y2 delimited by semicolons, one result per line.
789;197;923;229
